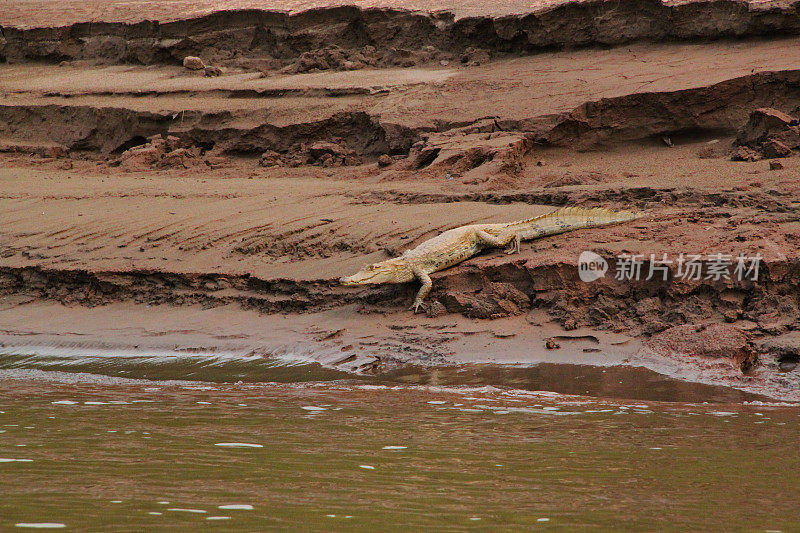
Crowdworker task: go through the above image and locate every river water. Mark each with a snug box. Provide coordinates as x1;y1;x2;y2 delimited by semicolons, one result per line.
1;351;799;530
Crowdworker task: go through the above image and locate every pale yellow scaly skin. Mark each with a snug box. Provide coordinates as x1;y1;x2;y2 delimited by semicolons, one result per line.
340;207;644;312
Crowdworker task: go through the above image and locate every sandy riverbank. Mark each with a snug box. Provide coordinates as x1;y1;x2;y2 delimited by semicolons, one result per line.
1;2;799;398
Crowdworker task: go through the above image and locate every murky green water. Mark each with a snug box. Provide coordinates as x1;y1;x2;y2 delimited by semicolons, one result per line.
1;352;799;531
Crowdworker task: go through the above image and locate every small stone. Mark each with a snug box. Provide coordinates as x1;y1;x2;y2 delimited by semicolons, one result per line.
378;154;392;167
439;59;450;67
203;66;222;77
769;160;784;170
426;300;447;318
545;338;560;350
183;56;205;70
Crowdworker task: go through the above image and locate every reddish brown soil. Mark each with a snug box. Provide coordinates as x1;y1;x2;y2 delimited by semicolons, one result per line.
1;3;800;397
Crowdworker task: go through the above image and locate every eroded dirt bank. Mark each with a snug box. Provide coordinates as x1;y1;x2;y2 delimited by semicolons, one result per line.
3;0;800;71
1;5;800;399
1;66;799;156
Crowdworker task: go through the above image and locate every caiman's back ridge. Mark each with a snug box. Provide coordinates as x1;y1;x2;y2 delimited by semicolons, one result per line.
340;206;644;312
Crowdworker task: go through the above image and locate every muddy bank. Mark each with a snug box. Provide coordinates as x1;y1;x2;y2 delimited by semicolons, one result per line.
0;105;413;156
2;69;799;159
2;254;798;341
3;0;800;69
547;70;800;148
2;6;800;399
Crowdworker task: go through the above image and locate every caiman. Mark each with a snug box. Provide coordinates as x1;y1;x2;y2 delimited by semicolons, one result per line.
340;206;644;312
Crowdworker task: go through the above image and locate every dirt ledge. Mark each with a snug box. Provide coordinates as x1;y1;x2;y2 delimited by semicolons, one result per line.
2;0;800;68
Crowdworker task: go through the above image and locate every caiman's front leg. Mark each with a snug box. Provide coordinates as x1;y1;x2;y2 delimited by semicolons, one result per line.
411;267;432;313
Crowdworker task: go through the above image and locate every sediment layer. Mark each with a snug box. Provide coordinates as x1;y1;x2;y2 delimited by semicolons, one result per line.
2;254;798;339
2;69;799;156
2;0;800;68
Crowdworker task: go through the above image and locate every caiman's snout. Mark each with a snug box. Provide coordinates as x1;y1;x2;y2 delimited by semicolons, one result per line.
340;263;390;285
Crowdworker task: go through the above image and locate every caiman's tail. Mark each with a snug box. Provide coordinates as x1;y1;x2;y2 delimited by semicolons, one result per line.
508;206;645;241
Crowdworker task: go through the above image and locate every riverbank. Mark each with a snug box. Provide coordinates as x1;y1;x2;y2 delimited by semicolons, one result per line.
1;3;799;399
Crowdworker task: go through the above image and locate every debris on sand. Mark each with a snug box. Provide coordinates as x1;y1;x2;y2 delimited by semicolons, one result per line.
116;135;212;170
259;141;363;168
409;121;534;181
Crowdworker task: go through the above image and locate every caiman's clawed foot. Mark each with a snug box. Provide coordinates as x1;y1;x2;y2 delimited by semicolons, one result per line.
504;238;520;255
411;300;426;314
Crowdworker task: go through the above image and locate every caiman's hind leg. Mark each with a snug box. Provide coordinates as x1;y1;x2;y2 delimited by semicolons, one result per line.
475;228;518;255
505;228;545;255
476;230;515;254
411;267;432;314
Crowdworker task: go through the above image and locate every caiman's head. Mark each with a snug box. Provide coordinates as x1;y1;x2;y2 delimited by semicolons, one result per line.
340;258;412;286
